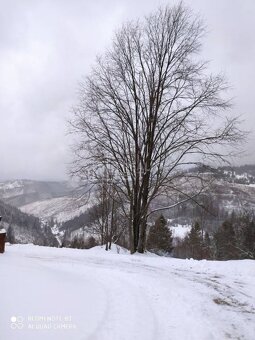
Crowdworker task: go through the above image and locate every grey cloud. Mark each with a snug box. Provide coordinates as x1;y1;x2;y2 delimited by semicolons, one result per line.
0;0;254;180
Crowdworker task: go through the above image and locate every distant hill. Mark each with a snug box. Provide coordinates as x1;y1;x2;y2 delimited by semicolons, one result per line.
0;199;58;246
2;165;255;246
20;195;91;223
0;179;90;223
217;164;255;185
0;179;91;246
192;164;255;185
0;179;75;207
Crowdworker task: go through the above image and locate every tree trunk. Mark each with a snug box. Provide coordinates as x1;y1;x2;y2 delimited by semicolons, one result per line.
137;219;147;253
129;203;135;254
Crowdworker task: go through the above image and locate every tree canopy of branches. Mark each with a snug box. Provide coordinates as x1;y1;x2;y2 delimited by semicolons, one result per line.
88;169;126;250
71;3;242;253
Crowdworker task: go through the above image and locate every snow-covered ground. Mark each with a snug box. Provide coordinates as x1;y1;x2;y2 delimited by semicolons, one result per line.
0;244;254;340
169;224;191;239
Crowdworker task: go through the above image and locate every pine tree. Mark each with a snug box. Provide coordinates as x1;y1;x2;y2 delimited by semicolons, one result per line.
6;225;15;244
228;211;255;259
243;220;255;258
186;222;203;259
146;215;173;255
87;236;97;249
214;220;238;260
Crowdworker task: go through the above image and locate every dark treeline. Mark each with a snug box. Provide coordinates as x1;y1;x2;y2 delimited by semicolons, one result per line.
172;211;255;260
58;190;255;259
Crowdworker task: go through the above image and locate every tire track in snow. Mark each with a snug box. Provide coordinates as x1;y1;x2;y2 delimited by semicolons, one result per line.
79;262;159;340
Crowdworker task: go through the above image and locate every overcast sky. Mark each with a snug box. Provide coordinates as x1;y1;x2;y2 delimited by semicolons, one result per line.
0;0;254;181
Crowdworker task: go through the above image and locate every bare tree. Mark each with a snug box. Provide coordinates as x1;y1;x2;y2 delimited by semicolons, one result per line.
88;167;127;250
70;3;243;253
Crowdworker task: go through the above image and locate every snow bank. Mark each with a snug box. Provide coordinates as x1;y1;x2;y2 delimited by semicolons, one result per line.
87;244;129;255
0;244;254;340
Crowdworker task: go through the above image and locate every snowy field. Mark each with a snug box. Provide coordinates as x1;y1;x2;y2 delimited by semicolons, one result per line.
20;196;90;222
0;244;254;340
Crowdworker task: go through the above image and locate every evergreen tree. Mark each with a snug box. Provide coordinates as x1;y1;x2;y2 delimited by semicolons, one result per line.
243;219;255;258
146;215;173;255
186;222;203;259
86;236;98;249
6;225;15;244
214;220;238;260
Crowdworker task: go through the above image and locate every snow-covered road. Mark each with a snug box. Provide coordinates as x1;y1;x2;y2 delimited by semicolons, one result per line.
0;244;254;340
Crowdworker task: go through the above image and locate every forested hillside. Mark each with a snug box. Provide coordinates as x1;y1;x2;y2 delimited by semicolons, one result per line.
0;199;58;246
